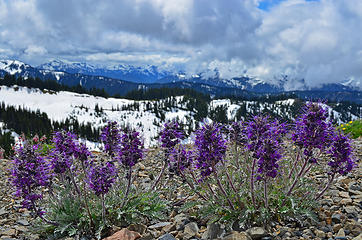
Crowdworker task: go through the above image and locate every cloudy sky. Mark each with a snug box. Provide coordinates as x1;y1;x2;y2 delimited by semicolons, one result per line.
0;0;361;87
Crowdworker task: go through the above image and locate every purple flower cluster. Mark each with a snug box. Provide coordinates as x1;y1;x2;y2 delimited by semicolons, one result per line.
88;162;117;196
51;131;92;173
245;116;286;179
101;121;121;157
228;121;247;145
328;131;355;176
195;123;227;178
292;102;334;160
73;143;92;166
11;143;52;212
160;120;185;155
53;131;78;156
118;130;143;168
169;146;193;175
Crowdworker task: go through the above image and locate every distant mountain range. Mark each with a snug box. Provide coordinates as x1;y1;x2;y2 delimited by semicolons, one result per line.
1;59;361;103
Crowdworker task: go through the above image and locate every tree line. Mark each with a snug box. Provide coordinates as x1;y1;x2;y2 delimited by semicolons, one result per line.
0;102;101;157
0;74;109;98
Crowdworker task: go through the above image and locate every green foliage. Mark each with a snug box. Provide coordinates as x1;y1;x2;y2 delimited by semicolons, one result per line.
210;105;228;124
0;131;14;157
35;178;167;239
37;143;55;155
110;190;169;225
337;120;362;139
174;143;325;230
124;87;210;102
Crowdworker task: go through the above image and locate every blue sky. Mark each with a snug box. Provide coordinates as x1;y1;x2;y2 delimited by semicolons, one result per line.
258;0;319;11
258;0;287;11
0;0;361;88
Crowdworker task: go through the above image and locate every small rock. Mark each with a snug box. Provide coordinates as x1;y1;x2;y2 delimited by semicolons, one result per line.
14;225;28;233
352;233;362;240
222;231;251;240
332;213;342;223
336;228;346;238
158;233;176;240
162;223;176;233
340;198;353;205
349;189;362;195
339;192;350;198
314;229;326;238
0;208;7;216
283;232;292;238
128;224;147;234
329;190;339;197
333;224;343;233
138;234;153;240
16;219;29;226
1;229;16;237
246;227;267;240
344;206;357;214
203;222;224;239
103;228;141;240
184;222;199;238
169;210;177;218
349;182;361;191
173;213;189;230
148;222;173;230
344;220;362;236
138;163;146;170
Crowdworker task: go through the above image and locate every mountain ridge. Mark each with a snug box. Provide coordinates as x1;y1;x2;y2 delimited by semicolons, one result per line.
0;59;361;103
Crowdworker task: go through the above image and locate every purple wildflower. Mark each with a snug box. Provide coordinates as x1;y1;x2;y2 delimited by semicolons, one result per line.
74;143;92;167
53;131;78;158
11;143;52;212
328;131;355;176
160;120;185;155
50;131;79;174
292;102;334;159
245;116;286;179
118;130;143;168
229;121;247;145
255;139;282;179
88;162;117;196
100;121;121;157
169;146;193;175
194;122;227;178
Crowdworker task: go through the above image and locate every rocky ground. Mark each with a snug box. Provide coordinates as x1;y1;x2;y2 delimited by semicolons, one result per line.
0;140;361;240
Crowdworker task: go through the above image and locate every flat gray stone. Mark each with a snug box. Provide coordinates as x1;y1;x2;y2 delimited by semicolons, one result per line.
246;227;267;240
148;222;173;230
203;222;224;239
184;222;199;237
17;219;30;226
158;233;176;240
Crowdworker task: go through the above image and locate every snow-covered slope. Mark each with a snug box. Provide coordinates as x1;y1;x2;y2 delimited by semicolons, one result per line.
0;85;194;147
0;84;360;149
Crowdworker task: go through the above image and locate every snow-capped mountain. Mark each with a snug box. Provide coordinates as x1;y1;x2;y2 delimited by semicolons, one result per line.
38;60;172;83
1;59;361;103
0;59;143;95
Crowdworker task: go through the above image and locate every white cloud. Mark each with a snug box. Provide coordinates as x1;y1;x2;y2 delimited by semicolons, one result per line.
0;0;361;88
25;45;47;56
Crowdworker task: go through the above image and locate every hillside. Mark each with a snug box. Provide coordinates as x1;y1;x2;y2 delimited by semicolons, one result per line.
0;85;360;148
